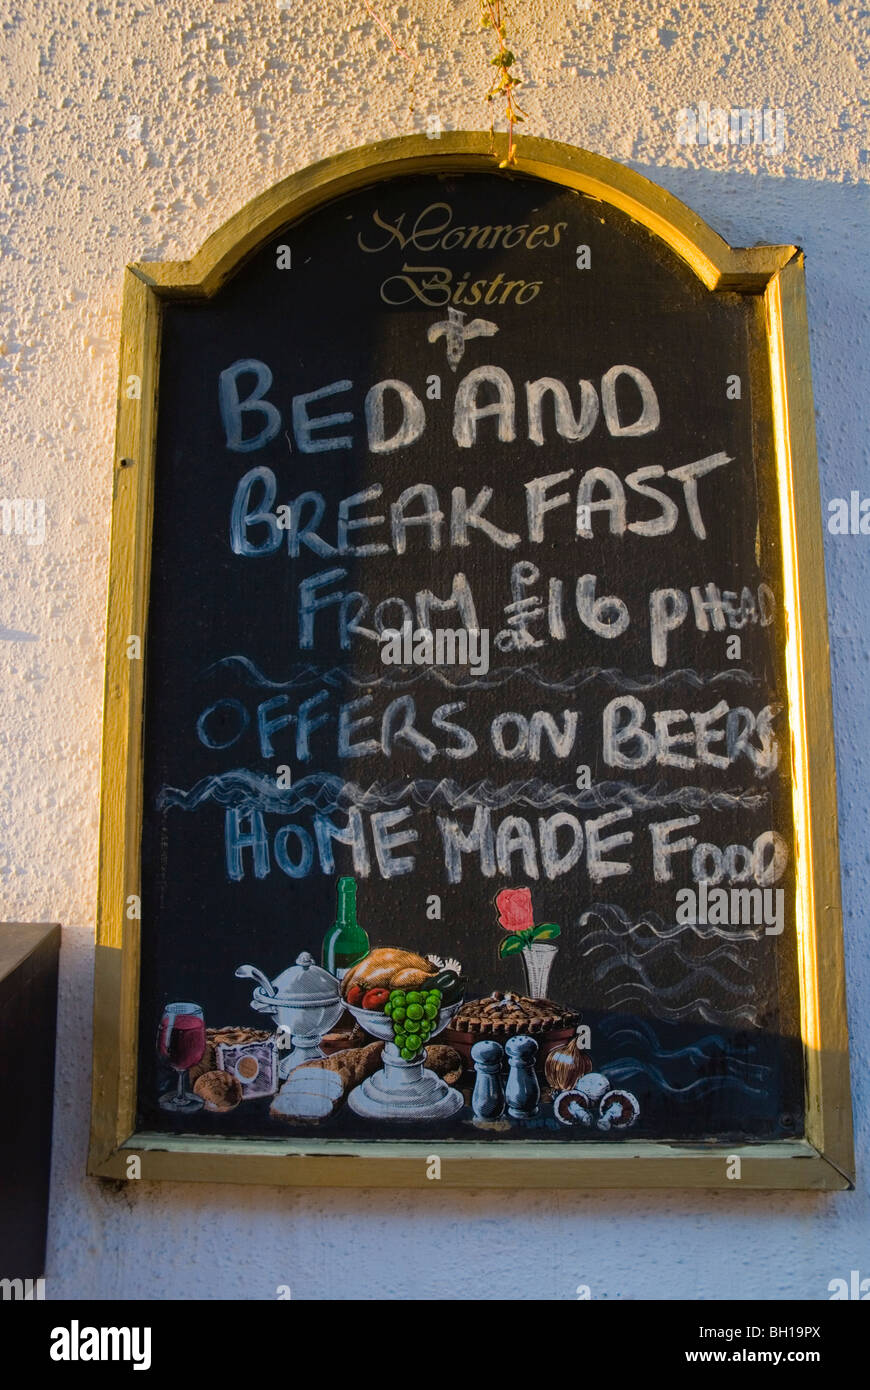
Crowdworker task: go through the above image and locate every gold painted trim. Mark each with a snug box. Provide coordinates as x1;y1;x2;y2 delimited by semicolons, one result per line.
128;132;795;298
90;133;853;1189
766;258;853;1184
90;1137;844;1191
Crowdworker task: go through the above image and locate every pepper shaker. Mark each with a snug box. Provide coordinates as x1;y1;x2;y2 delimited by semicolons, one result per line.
471;1039;505;1119
504;1034;540;1119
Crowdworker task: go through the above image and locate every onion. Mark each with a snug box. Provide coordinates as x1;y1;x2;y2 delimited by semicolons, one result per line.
544;1027;593;1092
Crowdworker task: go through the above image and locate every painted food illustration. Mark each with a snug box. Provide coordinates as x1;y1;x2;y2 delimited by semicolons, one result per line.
161;883;641;1133
384;985;444;1059
341;947;438;1000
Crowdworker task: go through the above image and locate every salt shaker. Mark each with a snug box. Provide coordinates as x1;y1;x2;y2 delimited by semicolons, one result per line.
504;1034;540;1118
471;1039;505;1119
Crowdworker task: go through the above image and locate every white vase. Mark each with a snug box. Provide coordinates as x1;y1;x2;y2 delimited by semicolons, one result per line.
521;942;558;999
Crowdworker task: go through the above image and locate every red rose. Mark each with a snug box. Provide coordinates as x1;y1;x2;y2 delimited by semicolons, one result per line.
495;887;535;931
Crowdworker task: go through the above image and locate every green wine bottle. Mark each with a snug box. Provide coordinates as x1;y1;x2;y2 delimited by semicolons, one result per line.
321;876;370;980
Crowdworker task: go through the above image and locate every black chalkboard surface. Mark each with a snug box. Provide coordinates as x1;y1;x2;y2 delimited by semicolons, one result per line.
136;170;802;1143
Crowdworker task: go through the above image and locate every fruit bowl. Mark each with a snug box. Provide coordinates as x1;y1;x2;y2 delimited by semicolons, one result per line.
344;996;466;1122
345;997;463;1043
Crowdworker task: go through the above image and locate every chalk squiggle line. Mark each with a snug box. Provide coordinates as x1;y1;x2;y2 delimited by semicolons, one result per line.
597;1017;744;1052
589;942;752;980
599;1061;766;1097
206;654;759;694
580;933;753;969
598;1017;763;1060
594;961;750;995
602;992;760;1026
580;934;752;967
598;1017;755;1047
598;1024;770;1080
157;770;768;816
579;902;764;943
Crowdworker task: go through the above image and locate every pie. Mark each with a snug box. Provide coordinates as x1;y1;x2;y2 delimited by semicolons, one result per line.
448;991;579;1038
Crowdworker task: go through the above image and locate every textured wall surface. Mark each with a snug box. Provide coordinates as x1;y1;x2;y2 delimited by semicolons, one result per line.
1;0;868;1300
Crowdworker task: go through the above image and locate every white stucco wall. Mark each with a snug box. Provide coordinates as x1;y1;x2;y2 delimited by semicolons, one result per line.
1;0;868;1300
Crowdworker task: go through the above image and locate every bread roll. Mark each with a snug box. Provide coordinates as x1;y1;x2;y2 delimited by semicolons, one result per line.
270;1041;385;1124
424;1045;463;1086
193;1069;243;1112
295;1041;383;1086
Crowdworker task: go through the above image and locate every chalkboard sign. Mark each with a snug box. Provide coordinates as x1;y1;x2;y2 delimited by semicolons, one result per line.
90;134;853;1189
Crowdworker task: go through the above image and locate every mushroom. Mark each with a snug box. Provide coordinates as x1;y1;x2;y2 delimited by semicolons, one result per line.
597;1089;640;1132
553;1089;595;1126
574;1071;611;1106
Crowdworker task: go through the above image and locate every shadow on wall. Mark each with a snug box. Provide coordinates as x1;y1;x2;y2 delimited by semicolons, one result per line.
627;163;870;423
630;165;870;666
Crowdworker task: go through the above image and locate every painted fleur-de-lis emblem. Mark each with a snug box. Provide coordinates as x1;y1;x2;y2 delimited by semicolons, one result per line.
427;306;499;371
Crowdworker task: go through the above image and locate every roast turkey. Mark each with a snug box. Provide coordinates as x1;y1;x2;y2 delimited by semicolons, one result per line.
341;947;436;997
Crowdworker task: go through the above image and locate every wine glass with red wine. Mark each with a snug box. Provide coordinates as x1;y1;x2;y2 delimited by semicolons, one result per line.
157;1002;206;1111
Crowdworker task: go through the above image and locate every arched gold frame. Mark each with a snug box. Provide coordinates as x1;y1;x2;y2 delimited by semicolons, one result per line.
90;133;853;1189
